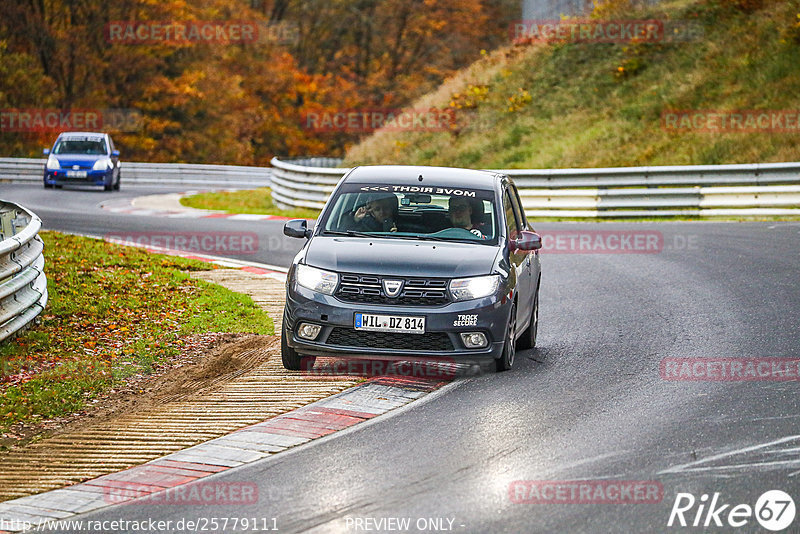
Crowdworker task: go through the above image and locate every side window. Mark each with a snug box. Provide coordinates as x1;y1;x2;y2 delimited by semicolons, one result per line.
510;184;527;229
503;189;520;240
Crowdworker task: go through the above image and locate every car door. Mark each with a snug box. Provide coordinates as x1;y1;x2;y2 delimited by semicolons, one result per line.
511;180;538;289
502;186;533;326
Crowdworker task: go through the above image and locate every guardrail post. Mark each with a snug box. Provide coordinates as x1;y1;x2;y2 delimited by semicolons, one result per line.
0;208;16;241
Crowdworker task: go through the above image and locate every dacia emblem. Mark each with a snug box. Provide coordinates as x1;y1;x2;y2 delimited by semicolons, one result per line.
382;279;403;297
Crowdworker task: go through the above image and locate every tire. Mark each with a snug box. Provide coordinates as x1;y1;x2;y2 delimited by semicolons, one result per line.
517;281;539;350
495;302;517;372
104;180;113;192
43;180;52;189
114;174;121;191
281;322;315;371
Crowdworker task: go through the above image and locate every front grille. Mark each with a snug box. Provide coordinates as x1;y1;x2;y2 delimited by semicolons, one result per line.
326;328;455;352
336;274;449;306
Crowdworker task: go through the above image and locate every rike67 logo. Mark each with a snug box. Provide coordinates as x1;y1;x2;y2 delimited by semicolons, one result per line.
668;490;795;531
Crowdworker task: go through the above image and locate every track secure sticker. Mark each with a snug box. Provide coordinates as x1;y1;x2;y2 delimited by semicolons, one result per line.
453;314;478;327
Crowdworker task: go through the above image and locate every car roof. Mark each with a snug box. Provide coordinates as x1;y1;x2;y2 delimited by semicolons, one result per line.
58;132;107;139
345;165;503;189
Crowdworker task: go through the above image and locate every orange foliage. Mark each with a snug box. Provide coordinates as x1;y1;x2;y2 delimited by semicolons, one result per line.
0;0;513;162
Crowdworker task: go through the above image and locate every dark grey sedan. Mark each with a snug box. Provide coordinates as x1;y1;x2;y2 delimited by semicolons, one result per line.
282;165;541;372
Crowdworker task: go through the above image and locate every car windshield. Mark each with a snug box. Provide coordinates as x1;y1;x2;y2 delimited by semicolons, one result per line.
321;183;498;244
53;138;107;155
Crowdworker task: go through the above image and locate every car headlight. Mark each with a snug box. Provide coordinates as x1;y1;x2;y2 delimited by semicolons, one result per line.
449;274;501;301
295;264;338;295
92;157;112;171
46;155;60;170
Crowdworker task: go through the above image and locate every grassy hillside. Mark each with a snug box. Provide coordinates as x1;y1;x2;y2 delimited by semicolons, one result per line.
344;0;800;168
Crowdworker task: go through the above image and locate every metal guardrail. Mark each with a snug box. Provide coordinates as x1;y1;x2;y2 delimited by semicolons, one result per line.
0;158;271;187
3;156;798;216
0;201;47;342
269;157;800;217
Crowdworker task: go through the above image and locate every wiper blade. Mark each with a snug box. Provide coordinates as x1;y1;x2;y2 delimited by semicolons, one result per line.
322;230;374;238
323;230;403;239
414;236;481;244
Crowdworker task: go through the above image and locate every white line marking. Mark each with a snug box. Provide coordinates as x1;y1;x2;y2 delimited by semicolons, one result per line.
665;459;800;474
764;446;800;454
659;435;800;474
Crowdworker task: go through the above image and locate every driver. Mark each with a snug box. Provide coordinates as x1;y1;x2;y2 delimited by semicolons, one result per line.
448;197;485;239
353;195;398;232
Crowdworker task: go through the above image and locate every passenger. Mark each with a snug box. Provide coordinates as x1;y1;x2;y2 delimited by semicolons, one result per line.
352;195;398;232
448;197;486;239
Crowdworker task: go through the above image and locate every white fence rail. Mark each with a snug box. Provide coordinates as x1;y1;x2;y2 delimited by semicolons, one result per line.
269;157;800;217
0;158;271;187
3;156;798;217
0;201;47;342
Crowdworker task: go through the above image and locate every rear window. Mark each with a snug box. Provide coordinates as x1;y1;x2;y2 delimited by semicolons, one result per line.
320;183;498;245
53;137;107;155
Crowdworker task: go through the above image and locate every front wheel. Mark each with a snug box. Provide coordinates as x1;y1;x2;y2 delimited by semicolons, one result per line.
113;173;121;191
281;323;315;371
495;303;517;372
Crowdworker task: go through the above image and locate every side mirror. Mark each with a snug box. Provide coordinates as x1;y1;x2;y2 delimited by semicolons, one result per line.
111;150;120;157
513;231;542;251
284;219;311;239
42;148;50;156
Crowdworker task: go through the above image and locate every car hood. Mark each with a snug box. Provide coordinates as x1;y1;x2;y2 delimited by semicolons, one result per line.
53;154;107;167
303;236;499;278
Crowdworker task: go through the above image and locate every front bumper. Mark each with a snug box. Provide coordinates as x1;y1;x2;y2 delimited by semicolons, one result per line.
44;169;112;186
284;282;512;363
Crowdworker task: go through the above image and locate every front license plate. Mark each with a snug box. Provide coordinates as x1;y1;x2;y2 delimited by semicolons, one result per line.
355;313;425;334
66;170;87;178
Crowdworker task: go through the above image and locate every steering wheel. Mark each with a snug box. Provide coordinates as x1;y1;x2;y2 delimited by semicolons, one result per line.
427;227;481;239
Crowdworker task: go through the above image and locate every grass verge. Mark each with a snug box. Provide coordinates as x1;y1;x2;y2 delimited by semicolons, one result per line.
344;0;800;168
180;187;321;219
0;231;272;432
